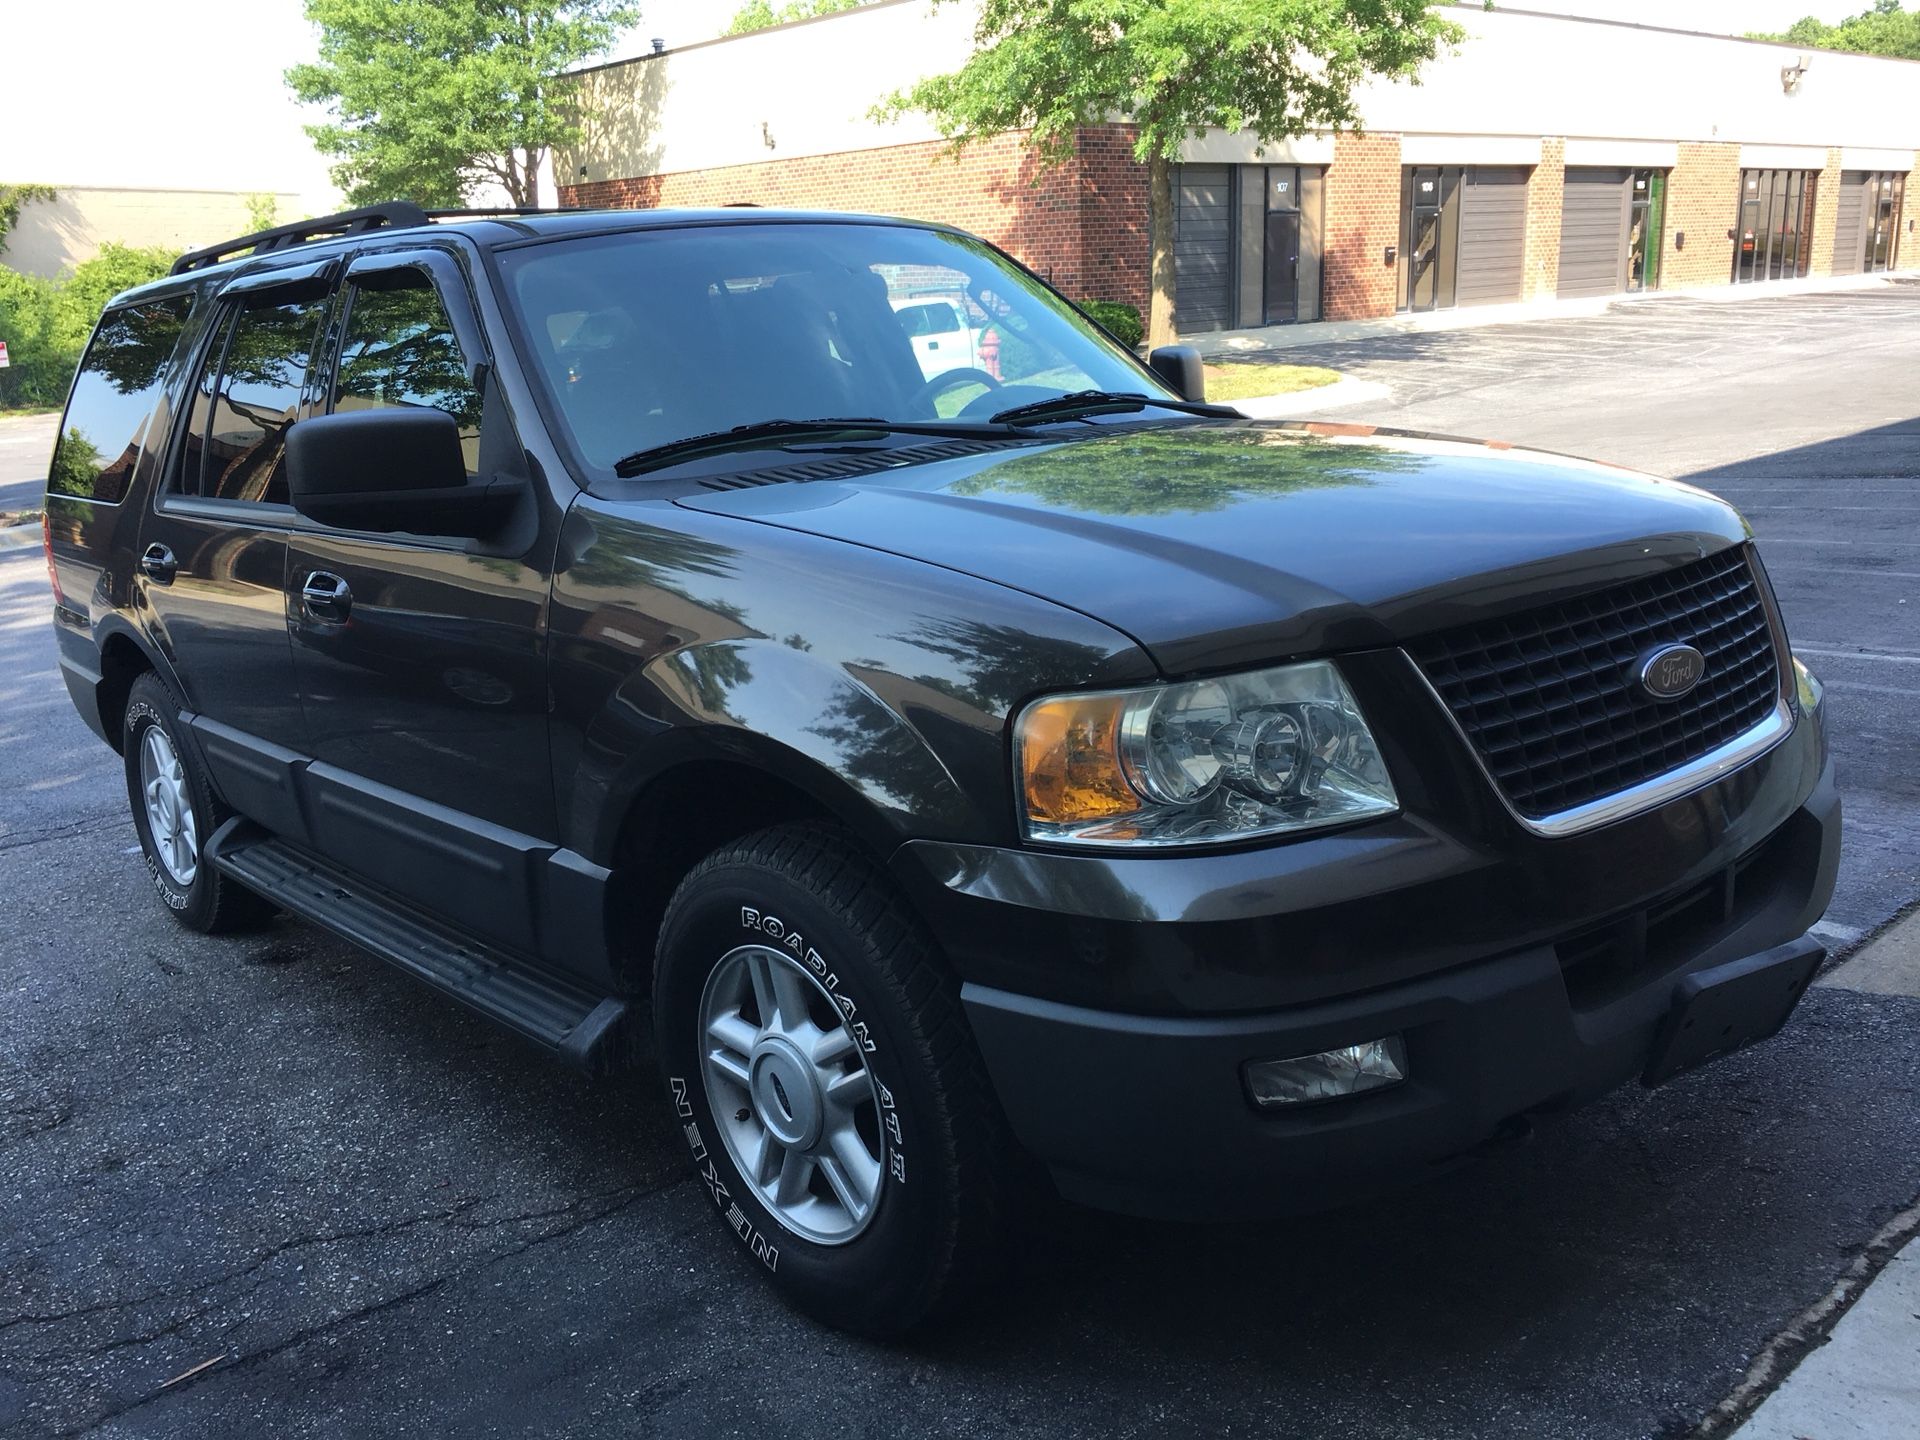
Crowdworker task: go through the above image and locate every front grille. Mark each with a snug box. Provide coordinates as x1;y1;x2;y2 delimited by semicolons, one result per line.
1410;548;1783;820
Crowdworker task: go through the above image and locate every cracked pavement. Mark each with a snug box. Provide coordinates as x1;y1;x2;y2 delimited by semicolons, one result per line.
3;287;1919;1438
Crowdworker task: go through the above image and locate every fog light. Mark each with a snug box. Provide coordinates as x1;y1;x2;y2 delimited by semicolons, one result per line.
1245;1036;1408;1108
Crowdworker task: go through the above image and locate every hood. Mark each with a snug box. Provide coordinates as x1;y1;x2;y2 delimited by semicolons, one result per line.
673;421;1750;675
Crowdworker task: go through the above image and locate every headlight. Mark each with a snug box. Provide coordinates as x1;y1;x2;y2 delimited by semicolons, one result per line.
1015;659;1398;848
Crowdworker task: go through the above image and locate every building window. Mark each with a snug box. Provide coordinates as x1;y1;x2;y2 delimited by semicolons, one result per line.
1733;169;1816;284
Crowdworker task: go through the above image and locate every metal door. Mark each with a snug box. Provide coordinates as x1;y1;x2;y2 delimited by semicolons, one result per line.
1557;168;1631;299
1175;165;1233;333
1832;172;1868;276
1263;211;1300;325
1454;167;1527;307
1402;167;1456;313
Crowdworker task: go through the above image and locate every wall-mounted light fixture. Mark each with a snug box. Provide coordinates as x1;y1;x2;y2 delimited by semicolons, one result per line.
762;121;776;151
1781;54;1810;93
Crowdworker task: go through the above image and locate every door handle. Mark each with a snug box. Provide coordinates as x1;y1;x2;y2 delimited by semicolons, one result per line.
139;544;176;585
301;571;352;621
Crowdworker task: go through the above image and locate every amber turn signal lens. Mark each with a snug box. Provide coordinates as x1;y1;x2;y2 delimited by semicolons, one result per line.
1017;693;1139;826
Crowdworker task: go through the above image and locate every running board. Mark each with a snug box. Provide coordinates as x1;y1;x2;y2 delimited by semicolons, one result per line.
206;820;629;1072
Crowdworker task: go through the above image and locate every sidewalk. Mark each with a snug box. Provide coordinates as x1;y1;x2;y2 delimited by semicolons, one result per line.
1720;907;1920;1439
1182;269;1920;358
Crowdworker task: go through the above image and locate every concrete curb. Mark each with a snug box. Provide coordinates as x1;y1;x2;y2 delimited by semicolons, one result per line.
1230;377;1394;419
1184;269;1920;356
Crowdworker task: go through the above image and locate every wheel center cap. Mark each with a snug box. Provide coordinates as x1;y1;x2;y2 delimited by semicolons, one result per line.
749;1037;822;1149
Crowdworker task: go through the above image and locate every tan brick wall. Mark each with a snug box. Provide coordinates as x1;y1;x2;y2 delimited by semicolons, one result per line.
560;126;1152;317
1660;142;1742;288
1322;132;1403;321
1808;147;1845;276
1526;138;1566;299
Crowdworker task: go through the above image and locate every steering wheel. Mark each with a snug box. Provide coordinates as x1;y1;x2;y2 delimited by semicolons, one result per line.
909;367;1003;418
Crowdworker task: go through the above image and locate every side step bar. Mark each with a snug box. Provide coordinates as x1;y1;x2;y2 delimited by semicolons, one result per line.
207;820;629;1072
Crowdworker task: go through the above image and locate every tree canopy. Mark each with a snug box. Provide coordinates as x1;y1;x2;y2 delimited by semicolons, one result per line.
726;0;866;36
287;0;639;208
1751;1;1920;59
879;1;1461;344
885;0;1459;167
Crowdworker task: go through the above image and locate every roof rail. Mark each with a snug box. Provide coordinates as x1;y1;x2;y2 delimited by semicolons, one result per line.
169;202;432;276
423;206;579;220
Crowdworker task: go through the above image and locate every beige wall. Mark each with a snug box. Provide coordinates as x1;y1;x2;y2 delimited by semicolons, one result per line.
1;188;303;278
563;0;1920;186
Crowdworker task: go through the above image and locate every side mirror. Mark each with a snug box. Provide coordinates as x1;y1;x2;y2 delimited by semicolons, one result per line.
286;408;519;537
1147;345;1206;402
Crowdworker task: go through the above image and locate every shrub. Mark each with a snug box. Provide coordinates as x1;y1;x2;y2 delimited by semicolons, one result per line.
0;243;177;410
1079;299;1143;349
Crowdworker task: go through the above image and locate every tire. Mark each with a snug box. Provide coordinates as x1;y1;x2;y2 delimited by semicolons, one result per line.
122;673;277;934
653;822;1011;1336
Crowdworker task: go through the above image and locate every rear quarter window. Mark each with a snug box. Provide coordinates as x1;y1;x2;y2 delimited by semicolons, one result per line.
48;294;196;504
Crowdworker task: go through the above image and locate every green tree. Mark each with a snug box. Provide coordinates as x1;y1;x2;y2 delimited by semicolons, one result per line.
879;1;1461;347
0;244;177;411
726;0;865;35
244;193;281;233
1752;2;1920;58
288;0;640;207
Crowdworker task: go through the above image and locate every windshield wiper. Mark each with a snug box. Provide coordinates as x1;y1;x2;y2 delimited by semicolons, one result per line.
988;389;1241;427
611;417;1018;478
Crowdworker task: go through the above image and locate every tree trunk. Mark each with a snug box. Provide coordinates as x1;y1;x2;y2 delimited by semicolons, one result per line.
1147;152;1177;349
523;150;542;209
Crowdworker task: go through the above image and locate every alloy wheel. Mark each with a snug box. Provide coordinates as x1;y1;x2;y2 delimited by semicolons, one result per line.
698;943;885;1245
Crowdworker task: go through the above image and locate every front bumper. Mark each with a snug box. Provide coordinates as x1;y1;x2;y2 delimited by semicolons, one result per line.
893;668;1840;1219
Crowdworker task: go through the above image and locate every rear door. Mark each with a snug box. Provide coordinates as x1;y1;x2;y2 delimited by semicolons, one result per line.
137;262;334;800
283;248;559;953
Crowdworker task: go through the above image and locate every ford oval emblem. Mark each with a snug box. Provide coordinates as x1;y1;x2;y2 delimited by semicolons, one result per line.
1638;643;1706;700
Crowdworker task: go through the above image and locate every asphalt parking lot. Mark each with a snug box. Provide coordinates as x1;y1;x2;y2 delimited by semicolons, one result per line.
3;284;1918;1438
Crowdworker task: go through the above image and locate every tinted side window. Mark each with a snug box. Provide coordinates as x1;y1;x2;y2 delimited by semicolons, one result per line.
334;281;481;474
202;297;328;505
48;295;195;504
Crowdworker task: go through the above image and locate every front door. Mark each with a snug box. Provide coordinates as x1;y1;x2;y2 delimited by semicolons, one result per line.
283;249;558;950
1401;167;1459;313
1263;211;1300;326
1868;173;1904;272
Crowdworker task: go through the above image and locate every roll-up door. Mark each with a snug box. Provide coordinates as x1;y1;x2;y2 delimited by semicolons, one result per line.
1454;167;1527;307
1175;165;1232;333
1832;172;1869;276
1558;168;1630;298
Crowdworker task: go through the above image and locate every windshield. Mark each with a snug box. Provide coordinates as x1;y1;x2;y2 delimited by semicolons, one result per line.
497;221;1175;473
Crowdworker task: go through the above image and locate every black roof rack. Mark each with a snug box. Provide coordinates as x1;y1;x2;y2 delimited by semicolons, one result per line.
169;202;431;276
168;203;590;276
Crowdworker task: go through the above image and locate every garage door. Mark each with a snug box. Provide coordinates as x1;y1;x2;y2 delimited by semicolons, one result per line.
1558;168;1630;298
1832;172;1869;276
1175;165;1232;333
1454;167;1527;307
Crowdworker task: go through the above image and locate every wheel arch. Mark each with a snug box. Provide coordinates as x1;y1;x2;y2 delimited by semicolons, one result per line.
601;747;903;997
94;619;174;754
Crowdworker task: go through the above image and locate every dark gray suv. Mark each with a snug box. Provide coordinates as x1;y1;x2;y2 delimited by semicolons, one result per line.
44;202;1838;1334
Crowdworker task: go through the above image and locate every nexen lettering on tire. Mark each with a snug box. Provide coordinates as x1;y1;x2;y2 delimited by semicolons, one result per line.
665;900;908;1264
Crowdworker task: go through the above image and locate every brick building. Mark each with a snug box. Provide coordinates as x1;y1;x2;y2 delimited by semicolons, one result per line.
557;1;1919;335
